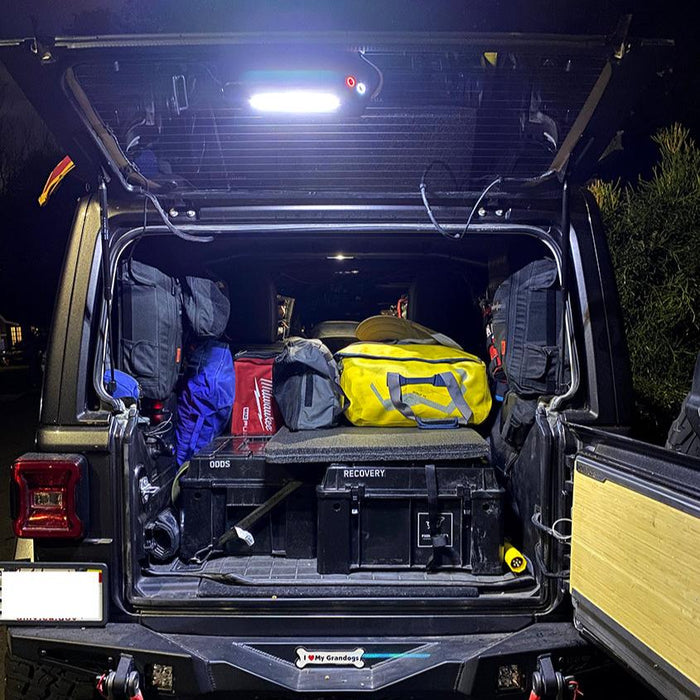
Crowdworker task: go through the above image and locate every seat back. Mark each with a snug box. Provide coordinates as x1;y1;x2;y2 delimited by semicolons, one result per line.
309;320;359;354
407;270;483;356
226;272;283;352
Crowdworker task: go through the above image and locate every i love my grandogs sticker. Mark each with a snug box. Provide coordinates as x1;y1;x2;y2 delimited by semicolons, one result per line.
295;647;365;668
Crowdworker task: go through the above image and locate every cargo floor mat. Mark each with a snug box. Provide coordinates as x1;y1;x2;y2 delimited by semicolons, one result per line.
201;556;516;584
265;426;489;463
138;556;536;600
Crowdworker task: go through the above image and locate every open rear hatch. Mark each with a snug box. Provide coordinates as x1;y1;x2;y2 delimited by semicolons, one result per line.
0;28;671;612
0;28;672;198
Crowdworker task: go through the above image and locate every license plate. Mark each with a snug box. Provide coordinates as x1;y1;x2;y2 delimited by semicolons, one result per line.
0;563;107;625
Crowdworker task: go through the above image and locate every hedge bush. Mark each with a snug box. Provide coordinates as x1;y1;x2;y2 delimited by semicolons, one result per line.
589;124;700;441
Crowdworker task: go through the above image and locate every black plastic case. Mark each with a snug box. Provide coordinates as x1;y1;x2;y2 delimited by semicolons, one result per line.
317;463;503;574
179;437;318;561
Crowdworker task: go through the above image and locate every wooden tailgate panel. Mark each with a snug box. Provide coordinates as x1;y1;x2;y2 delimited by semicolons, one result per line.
570;462;700;688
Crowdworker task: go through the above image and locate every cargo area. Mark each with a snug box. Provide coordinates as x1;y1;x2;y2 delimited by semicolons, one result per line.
112;226;566;606
61;36;579;606
140;427;534;599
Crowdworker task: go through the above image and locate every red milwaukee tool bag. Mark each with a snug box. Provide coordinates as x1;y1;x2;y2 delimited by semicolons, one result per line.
231;351;282;436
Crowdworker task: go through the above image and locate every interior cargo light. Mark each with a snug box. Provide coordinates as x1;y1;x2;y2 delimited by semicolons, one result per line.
328;254;354;261
12;454;86;538
249;91;341;114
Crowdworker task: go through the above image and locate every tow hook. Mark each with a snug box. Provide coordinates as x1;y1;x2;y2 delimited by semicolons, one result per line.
96;654;143;700
529;654;581;700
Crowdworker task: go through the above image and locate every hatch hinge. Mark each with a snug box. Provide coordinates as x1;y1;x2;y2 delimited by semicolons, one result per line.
609;14;633;60
29;18;56;63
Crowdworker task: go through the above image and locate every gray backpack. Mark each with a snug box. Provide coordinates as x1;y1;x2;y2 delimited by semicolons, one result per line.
273;338;345;431
181;276;230;338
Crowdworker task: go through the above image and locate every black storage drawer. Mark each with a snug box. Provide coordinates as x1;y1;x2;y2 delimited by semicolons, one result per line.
179;437;317;562
317;463;503;574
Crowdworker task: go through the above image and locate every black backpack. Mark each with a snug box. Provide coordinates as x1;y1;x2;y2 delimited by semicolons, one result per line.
488;258;568;397
119;259;183;400
484;258;570;457
181;276;230;339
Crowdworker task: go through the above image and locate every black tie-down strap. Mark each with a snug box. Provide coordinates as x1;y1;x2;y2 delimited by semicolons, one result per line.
217;480;303;549
424;463;456;571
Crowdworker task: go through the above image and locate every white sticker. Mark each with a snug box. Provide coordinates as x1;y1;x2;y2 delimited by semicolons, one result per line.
0;568;103;623
295;647;365;669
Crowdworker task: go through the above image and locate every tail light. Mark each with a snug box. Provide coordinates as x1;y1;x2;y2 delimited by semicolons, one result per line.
11;454;88;538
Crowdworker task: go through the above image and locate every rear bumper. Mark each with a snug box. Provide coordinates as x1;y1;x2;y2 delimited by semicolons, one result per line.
8;620;589;698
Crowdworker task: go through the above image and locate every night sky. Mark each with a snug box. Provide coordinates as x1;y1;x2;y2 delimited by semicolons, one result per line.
0;1;696;328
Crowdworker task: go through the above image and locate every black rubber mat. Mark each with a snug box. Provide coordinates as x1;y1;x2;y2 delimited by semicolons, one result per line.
192;556;529;598
139;557;535;599
200;556;511;584
265;426;489;463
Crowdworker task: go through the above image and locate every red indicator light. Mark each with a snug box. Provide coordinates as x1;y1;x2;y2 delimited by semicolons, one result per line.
142;397;170;424
345;75;356;89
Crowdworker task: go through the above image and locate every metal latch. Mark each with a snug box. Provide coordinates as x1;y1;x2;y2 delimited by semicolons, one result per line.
138;475;159;504
350;485;361;515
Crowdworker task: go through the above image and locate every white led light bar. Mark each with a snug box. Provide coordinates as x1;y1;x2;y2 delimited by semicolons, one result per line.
249;91;341;114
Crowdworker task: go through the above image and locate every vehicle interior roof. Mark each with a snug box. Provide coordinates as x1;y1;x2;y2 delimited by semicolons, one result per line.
127;228;550;342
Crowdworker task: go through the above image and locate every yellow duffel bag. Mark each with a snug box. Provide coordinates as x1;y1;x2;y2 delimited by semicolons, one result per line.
337;342;492;428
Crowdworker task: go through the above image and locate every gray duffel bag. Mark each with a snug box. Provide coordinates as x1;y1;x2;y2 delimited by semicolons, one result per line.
273;338;345;431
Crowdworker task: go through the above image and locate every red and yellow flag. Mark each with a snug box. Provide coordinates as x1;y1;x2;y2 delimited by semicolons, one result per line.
38;155;75;206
